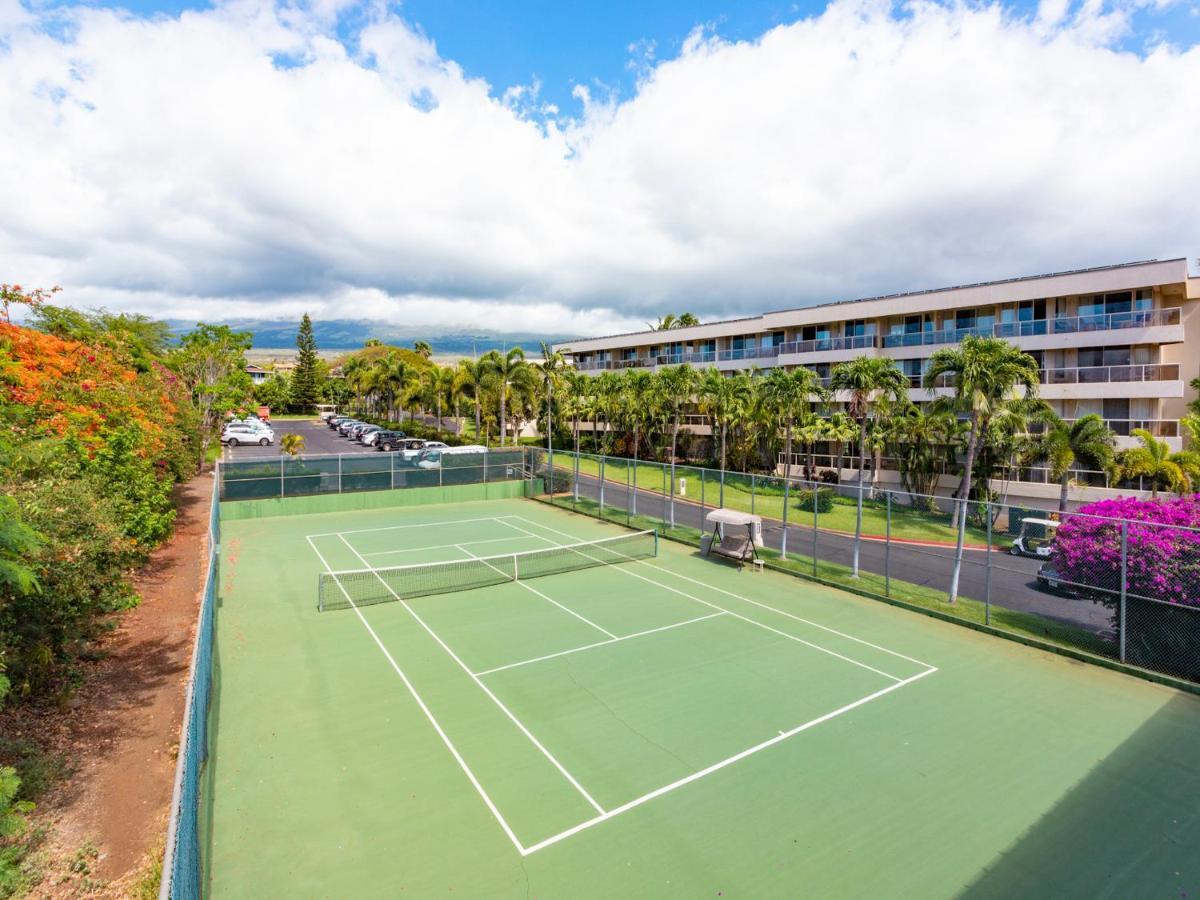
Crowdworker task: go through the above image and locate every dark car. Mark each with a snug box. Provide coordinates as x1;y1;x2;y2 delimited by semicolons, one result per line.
337;419;363;436
373;431;409;452
1036;561;1076;596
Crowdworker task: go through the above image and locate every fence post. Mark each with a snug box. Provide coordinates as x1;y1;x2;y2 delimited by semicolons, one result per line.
390;448;395;489
885;491;891;598
812;478;818;578
661;464;668;530
984;503;992;625
626;460;632;526
720;468;726;509
599;454;606;514
632;454;638;517
1119;520;1128;663
781;475;790;560
280;457;285;498
701;468;706;517
548;443;553;499
751;474;756;516
338;454;343;493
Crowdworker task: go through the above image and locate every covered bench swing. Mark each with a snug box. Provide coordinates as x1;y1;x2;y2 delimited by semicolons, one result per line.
701;508;765;570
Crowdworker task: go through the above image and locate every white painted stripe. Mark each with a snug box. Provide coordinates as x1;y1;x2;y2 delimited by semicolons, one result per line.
506;514;937;672
496;518;904;683
306;515;505;539
336;534;607;816
475;612;727;677
303;534;526;854
360;534;541;558
520;667;938;856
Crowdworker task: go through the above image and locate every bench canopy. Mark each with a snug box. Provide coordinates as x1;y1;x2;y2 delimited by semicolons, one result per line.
704;508;762;527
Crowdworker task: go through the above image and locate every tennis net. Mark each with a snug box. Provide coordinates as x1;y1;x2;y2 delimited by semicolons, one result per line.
318;529;658;611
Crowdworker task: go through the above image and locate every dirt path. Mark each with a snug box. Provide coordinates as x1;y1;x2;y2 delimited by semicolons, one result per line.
10;471;212;896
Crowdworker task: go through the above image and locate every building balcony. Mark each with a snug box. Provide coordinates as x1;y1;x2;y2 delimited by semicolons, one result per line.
778;334;879;355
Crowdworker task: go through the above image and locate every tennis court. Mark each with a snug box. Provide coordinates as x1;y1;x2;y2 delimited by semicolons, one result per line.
206;492;1200;897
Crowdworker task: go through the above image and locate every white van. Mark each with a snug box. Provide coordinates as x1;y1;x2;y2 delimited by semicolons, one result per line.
414;445;488;469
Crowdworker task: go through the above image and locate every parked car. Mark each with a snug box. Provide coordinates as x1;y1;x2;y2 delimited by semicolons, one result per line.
414;445;487;469
374;432;411;452
337;419;363;436
347;422;374;440
1036;561;1075;596
355;425;382;443
329;415;353;429
221;422;274;446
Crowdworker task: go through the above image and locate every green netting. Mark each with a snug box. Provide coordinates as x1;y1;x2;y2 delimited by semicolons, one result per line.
318;529;658;611
219;479;530;521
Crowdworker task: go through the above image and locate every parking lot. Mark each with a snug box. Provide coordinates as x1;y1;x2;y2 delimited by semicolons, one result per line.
221;418;383;461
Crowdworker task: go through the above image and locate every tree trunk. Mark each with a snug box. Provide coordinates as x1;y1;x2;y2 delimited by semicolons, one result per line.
852;416;868;578
947;416;981;604
499;385;507;447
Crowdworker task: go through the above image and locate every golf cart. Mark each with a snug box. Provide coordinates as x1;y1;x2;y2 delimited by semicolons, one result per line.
1009;517;1060;559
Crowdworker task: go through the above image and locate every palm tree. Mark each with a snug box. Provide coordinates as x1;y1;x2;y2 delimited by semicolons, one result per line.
375;352;420;422
656;364;700;526
698;368;753;507
649;314;678;331
1119;429;1200;498
560;369;591;500
1027;412;1116;512
676;313;700;327
280;433;305;457
830;356;907;577
619;369;657;514
456;357;490;441
761;367;824;557
413;340;433;359
538;342;567;456
888;405;958;507
424;366;457;431
824;412;858;477
342;356;369;413
926;336;1040;603
483;347;532;445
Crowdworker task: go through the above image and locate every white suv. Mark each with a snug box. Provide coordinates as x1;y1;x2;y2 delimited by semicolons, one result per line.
221;422;274;446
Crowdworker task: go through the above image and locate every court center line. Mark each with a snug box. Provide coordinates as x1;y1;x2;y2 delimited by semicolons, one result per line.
455;544;618;641
494;518;904;683
306;515;507;539
519;666;938;856
360;534;541;559
505;514;937;673
303;535;527;855
473;612;727;677
336;533;607;816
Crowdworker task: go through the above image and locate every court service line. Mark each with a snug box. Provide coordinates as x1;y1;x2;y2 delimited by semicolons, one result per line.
495;518;904;684
455;545;617;640
473;612;727;677
303;535;527;855
335;534;607;816
521;666;938;856
306;515;507;540
360;534;540;559
505;515;937;673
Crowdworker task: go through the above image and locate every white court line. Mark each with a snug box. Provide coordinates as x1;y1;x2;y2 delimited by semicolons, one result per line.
474;612;727;677
335;534;607;816
505;514;938;673
360;534;541;559
495;518;905;683
520;666;938;855
454;545;617;640
306;515;506;540
303;534;526;854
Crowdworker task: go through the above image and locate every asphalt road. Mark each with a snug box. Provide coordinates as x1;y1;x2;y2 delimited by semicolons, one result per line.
559;470;1114;638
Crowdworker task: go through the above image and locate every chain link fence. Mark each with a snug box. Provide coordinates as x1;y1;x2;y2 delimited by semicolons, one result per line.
219;449;529;500
531;448;1200;685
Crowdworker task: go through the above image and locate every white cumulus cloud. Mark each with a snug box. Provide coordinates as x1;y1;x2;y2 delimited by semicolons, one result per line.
0;0;1197;336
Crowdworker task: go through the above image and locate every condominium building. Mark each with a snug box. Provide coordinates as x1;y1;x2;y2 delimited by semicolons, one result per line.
555;258;1200;496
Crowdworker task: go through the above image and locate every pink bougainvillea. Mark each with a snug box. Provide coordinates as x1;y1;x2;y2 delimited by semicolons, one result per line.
1054;496;1200;607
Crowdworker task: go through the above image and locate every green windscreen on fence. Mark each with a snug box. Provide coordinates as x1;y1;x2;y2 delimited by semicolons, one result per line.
318;529;658;611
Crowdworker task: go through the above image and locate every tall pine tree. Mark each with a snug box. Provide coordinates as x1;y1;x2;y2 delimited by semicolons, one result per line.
291;313;321;413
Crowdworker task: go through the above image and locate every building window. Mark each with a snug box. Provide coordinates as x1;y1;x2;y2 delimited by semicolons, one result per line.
844;319;875;337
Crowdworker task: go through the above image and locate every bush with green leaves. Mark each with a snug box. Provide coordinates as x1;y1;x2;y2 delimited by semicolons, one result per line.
794;487;835;513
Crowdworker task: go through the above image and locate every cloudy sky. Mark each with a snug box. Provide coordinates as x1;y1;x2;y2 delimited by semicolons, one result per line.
2;0;1198;337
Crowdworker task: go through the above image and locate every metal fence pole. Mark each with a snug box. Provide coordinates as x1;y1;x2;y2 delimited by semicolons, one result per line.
812;479;818;578
599;453;606;513
701;468;706;517
338;454;343;493
885;491;891;598
626;461;632;526
781;475;790;560
483;451;488;486
661;464;668;530
720;468;726;508
984;503;992;625
751;474;756;516
632;454;638;517
280;457;285;498
1120;520;1128;663
390;448;395;488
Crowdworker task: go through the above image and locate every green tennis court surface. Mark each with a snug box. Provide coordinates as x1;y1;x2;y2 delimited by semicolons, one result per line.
207;495;1200;897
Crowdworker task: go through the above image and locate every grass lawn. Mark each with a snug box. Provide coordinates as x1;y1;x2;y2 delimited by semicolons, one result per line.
560;455;1004;548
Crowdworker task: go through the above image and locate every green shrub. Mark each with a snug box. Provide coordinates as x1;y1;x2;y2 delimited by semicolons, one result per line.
795;487;835;513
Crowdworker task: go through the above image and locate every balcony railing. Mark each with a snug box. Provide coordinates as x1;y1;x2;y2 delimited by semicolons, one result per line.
717;345;782;362
1064;418;1178;438
881;326;993;349
993;307;1181;339
778;334;879;355
1041;363;1180;385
